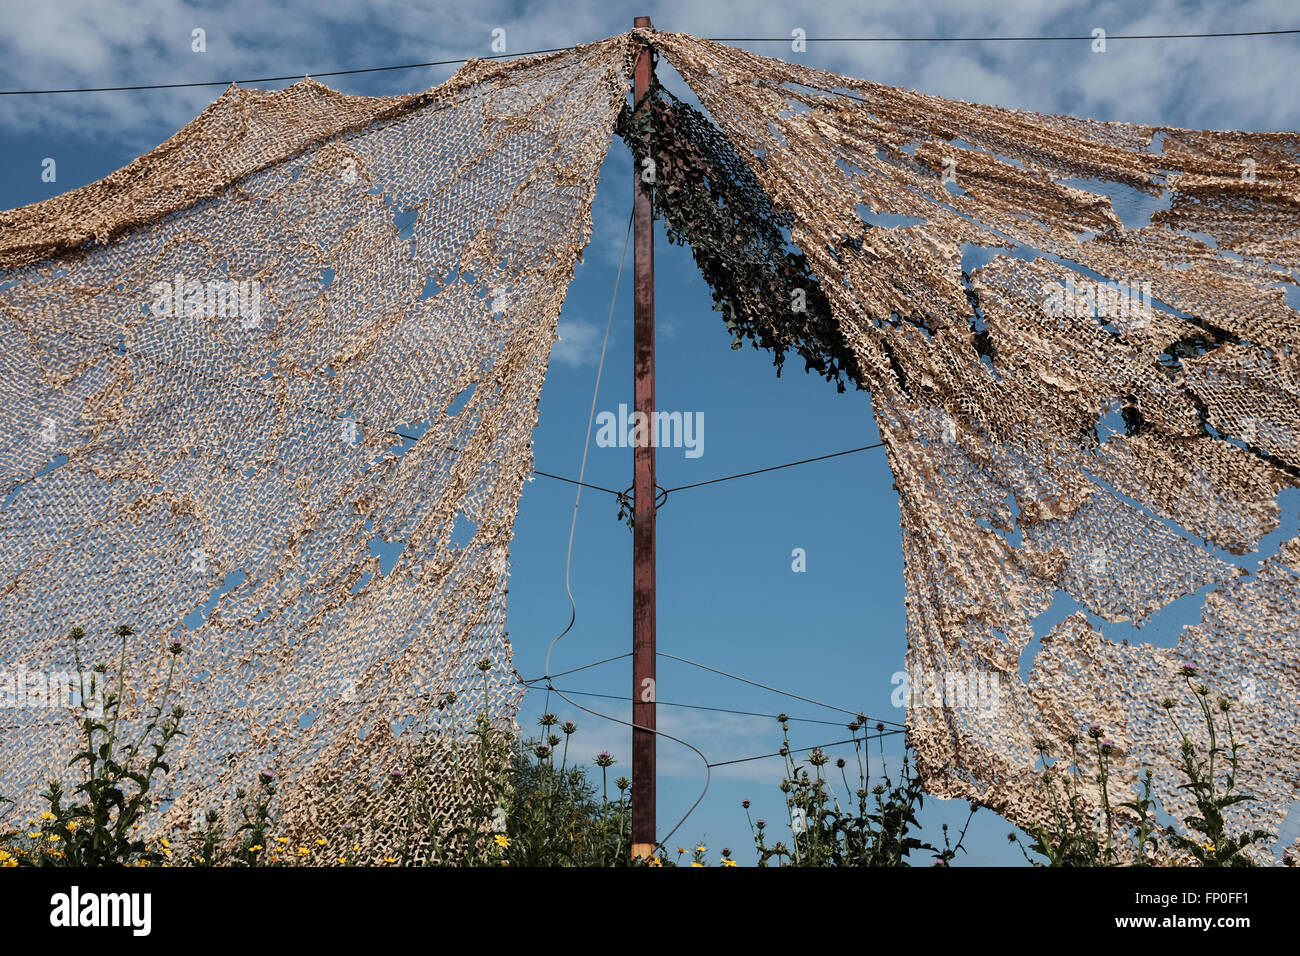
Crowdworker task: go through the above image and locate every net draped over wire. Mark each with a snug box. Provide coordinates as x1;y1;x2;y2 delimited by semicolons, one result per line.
2;28;1298;861
0;36;633;853
650;32;1300;859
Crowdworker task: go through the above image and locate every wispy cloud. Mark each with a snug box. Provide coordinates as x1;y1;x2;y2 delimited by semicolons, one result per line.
550;318;606;368
5;2;1295;164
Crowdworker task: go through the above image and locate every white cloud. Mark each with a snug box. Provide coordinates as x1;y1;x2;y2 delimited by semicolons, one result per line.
550;318;605;367
5;1;1295;169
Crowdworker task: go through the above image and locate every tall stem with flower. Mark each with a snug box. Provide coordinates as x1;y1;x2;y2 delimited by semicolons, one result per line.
7;625;187;867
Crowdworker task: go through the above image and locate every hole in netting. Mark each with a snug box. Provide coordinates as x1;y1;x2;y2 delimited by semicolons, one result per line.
368;536;407;575
450;513;477;549
3;455;69;511
1058;176;1171;231
446;384;475;417
381;420;428;460
856;203;926;230
184;569;247;631
1273;800;1300;858
392;208;418;238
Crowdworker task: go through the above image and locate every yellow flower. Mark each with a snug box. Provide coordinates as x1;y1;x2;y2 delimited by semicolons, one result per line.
0;850;10;861
297;846;310;856
722;859;738;867
494;835;510;848
27;832;39;839
160;838;170;849
383;856;397;864
337;857;347;865
248;845;263;853
276;837;288;844
47;834;60;842
1;859;16;868
696;845;706;853
315;838;327;846
1201;842;1216;852
648;856;662;867
48;850;64;859
40;812;55;821
675;846;685;854
352;844;360;852
136;860;151;867
162;849;171;857
691;862;703;867
65;821;79;832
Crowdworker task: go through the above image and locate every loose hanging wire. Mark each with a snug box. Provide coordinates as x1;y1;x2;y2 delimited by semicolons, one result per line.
533;209;714;852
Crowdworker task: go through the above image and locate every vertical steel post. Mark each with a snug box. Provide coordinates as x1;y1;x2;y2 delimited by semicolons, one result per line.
630;14;657;862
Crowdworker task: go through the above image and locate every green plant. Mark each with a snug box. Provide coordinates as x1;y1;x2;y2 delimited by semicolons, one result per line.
744;716;974;867
1159;664;1271;866
413;659;515;866
332;667;632;867
1013;733;1114;866
501;719;632;867
3;625;186;867
178;771;280;866
1012;663;1274;867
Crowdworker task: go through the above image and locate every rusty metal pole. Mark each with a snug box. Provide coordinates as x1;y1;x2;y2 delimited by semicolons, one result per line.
630;14;657;862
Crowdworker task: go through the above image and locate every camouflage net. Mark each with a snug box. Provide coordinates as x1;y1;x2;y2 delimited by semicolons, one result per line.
653;31;1300;860
3;26;1298;862
615;78;859;392
0;36;633;856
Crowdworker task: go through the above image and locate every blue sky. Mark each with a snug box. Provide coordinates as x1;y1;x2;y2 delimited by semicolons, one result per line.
2;0;1297;865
